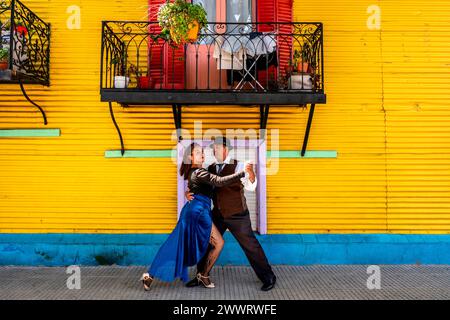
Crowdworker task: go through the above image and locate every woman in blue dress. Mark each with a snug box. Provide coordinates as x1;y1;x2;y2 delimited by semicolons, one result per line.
141;142;248;290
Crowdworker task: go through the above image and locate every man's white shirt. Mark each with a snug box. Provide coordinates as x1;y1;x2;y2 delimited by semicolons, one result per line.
210;154;257;192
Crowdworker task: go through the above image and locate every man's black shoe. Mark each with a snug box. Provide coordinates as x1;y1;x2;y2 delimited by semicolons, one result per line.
185;277;200;287
261;275;276;291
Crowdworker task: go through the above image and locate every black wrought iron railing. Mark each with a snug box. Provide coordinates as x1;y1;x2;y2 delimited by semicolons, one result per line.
100;21;324;94
0;0;51;86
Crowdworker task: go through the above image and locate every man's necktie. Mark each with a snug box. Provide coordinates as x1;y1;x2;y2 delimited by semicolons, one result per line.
216;163;225;175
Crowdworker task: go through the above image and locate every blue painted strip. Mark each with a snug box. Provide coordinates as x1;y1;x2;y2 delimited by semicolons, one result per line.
105;150;175;158
0;129;60;137
0;233;449;266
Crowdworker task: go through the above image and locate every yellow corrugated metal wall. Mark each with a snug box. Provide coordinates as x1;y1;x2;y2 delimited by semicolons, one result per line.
0;0;449;234
292;0;450;234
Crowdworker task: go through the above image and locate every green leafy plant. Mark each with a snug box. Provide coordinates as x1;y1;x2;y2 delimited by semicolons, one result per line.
0;47;8;70
292;44;313;74
0;47;8;62
293;49;301;66
157;0;208;45
110;54;127;76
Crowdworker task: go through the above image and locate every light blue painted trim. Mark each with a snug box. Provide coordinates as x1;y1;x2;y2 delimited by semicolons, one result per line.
105;150;176;158
0;129;60;137
105;149;337;159
0;233;449;266
267;150;337;158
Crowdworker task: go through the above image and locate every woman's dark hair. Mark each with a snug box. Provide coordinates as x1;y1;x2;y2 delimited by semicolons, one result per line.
179;142;201;180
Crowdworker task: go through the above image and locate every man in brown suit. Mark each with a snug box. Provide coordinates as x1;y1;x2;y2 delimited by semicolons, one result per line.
185;136;276;291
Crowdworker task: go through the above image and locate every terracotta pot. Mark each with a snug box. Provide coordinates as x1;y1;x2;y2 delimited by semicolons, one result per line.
0;61;8;70
297;62;310;73
137;76;154;89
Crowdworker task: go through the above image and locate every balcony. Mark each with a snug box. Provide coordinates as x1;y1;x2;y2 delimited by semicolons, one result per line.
100;20;326;155
0;0;50;85
0;0;51;124
101;20;325;104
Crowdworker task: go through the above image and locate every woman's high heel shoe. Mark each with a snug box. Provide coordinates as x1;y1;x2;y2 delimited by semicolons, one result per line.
197;273;215;288
140;273;153;291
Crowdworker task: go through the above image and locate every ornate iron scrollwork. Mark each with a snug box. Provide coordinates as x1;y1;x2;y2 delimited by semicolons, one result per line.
0;0;51;124
1;0;50;85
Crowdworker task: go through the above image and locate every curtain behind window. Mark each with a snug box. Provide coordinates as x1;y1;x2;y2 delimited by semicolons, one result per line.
226;0;252;34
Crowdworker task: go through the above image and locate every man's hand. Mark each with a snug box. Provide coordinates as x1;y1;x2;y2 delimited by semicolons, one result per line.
245;162;256;183
185;187;194;201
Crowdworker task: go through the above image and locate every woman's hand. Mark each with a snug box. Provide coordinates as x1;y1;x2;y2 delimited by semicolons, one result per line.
185;187;194;201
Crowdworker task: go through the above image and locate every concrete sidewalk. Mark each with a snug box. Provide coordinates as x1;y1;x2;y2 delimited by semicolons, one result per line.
0;265;449;300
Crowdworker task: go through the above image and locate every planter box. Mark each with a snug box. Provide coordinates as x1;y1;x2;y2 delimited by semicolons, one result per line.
288;73;313;91
0;69;12;80
114;76;130;89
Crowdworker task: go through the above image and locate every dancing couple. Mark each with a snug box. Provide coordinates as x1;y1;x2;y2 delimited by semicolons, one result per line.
141;136;276;291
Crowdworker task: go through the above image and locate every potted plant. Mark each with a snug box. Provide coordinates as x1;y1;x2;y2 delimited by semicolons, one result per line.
0;47;8;70
286;58;313;91
157;0;208;45
110;55;130;88
286;44;316;91
128;63;154;89
293;46;312;74
287;70;313;91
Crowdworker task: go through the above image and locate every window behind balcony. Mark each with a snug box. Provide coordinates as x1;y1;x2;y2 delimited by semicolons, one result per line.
226;0;252;24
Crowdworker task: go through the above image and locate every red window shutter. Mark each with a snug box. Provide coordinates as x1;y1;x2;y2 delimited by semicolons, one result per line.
275;0;293;76
148;0;185;89
257;0;293;84
148;0;165;88
165;44;185;89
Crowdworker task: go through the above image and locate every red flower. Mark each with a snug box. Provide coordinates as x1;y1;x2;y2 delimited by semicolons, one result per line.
15;25;28;36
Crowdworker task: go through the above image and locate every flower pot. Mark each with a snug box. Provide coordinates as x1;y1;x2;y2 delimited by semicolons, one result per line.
288;74;313;91
187;20;199;42
297;62;310;73
137;76;154;89
170;20;199;43
0;61;8;70
114;76;130;89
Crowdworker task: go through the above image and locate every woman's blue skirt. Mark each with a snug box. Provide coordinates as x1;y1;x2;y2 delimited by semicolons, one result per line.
148;194;212;283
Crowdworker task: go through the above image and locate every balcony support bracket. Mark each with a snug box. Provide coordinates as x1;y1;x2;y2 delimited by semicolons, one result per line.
301;103;315;157
18;79;47;125
172;104;183;142
108;102;125;155
259;104;270;140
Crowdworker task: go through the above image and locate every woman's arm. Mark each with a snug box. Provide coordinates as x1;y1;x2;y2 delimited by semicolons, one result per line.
194;168;245;187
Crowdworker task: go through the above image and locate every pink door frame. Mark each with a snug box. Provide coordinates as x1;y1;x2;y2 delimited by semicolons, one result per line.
176;139;267;234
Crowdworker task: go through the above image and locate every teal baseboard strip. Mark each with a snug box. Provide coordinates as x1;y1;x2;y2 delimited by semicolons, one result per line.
267;150;337;158
105;149;175;158
0;129;60;137
0;233;449;266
